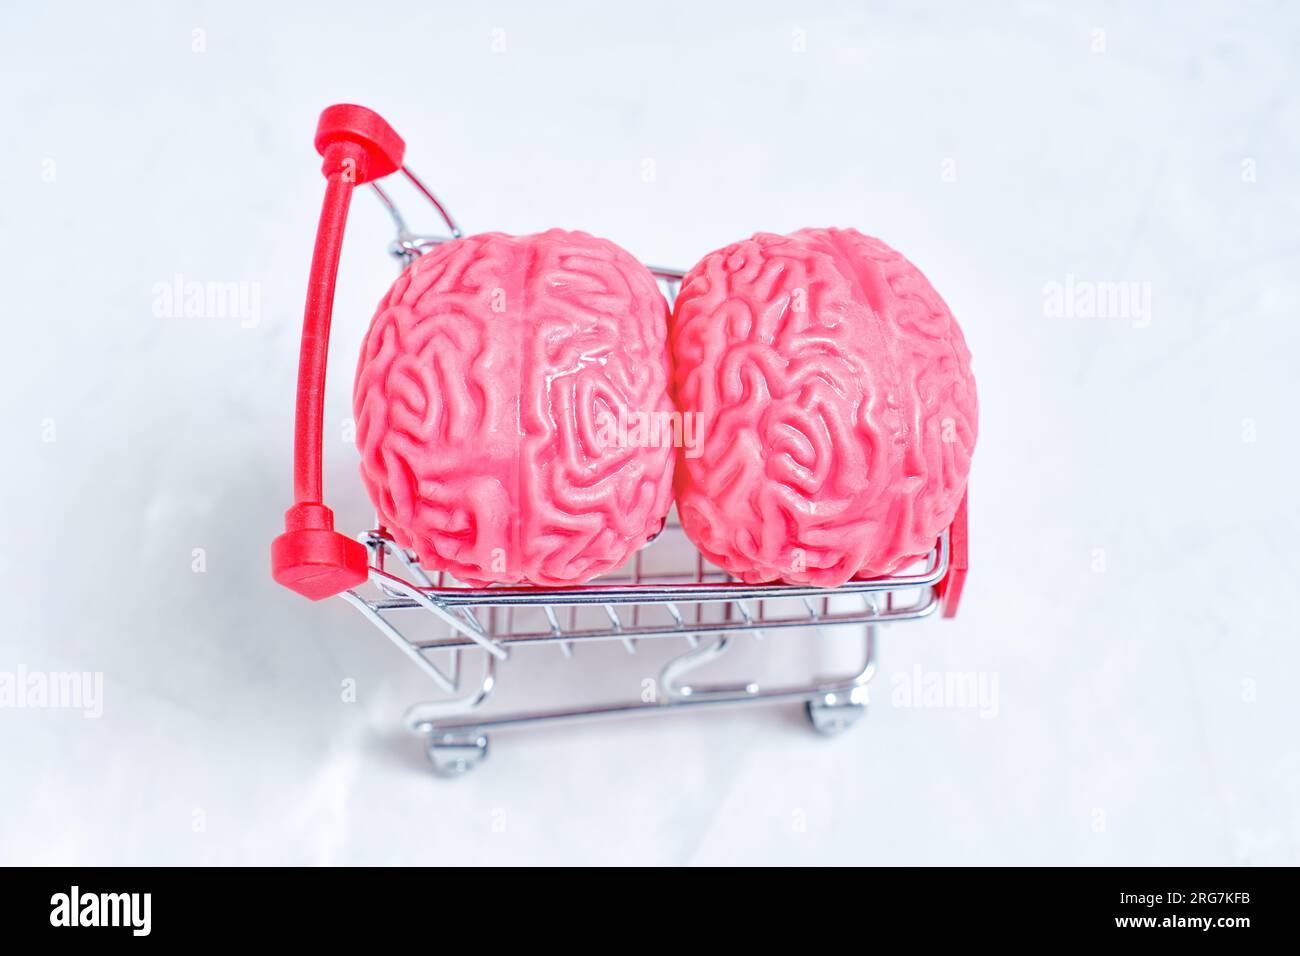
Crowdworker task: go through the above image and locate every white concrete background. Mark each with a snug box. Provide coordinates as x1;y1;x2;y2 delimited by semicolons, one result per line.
1;0;1297;865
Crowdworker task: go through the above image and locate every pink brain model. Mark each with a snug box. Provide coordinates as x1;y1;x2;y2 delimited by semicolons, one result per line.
671;227;977;587
353;229;675;586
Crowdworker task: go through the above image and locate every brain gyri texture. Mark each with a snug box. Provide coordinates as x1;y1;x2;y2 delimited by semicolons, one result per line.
353;230;676;586
671;227;978;586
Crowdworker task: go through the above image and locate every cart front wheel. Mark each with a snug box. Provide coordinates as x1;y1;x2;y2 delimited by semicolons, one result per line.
805;694;866;736
426;731;489;776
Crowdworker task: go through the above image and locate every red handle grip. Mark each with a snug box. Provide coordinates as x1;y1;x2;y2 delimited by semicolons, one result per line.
271;105;405;600
937;491;969;618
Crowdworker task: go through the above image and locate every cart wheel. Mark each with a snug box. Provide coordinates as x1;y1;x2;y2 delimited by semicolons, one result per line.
805;694;866;736
426;731;488;777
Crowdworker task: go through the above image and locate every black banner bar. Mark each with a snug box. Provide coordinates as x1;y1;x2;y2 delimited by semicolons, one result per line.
0;867;1289;943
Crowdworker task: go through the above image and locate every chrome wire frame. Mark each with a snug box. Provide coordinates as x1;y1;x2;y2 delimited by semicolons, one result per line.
347;168;944;773
340;524;945;772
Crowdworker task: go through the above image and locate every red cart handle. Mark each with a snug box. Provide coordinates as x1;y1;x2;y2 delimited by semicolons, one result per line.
937;491;969;618
271;105;406;600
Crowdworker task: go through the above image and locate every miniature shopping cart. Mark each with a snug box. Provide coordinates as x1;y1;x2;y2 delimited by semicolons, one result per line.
271;105;969;775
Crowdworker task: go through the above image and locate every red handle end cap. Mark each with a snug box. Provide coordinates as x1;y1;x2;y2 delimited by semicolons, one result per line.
272;504;369;600
314;104;405;183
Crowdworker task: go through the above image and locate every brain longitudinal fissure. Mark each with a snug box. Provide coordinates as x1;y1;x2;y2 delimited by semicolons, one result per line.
670;227;977;586
353;230;676;586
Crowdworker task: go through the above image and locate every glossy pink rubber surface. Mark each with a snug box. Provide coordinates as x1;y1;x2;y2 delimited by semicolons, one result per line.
671;228;978;586
353;230;675;586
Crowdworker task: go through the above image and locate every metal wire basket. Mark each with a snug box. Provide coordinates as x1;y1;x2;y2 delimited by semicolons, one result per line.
271;105;969;775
